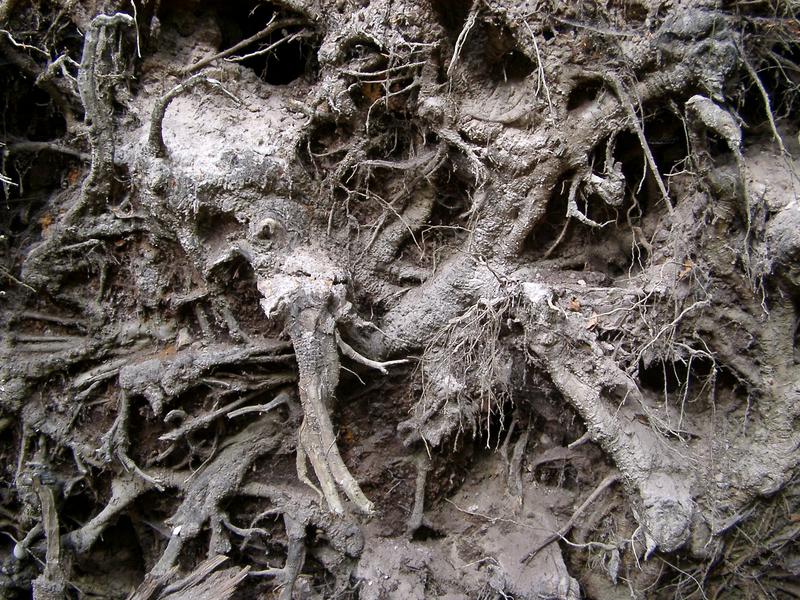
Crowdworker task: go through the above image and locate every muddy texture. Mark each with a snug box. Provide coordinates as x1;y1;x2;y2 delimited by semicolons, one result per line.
1;0;800;598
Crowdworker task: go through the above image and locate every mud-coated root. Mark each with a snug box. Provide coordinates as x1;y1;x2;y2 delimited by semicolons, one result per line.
521;283;694;553
287;301;374;515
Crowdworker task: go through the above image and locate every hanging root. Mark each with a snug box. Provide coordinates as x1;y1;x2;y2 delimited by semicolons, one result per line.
77;13;135;204
405;451;431;537
605;73;674;213
287;300;374;515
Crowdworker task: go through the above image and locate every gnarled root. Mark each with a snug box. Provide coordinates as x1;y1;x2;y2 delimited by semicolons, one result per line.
287;299;374;515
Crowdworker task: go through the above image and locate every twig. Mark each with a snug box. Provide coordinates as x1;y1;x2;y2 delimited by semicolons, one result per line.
227;389;290;418
605;74;674;213
525;22;554;117
226;30;312;63
568;431;592;449
335;330;410;374
3;140;91;161
740;50;788;157
161;388;270;441
521;472;620;563
566;177;613;228
0;29;49;57
342;60;428;78
129;0;141;58
0;266;37;292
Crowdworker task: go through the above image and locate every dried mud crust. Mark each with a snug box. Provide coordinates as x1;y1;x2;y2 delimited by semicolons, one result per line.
1;0;800;598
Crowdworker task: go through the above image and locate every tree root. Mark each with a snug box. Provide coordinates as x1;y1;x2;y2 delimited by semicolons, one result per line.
250;515;306;600
148;74;241;157
77;13;135;206
405;451;431;537
336;331;410;374
146;414;284;578
287;301;374;515
521;283;695;554
183;17;307;75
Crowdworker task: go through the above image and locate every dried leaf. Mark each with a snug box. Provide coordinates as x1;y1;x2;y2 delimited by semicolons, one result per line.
568;297;581;312
678;258;694;280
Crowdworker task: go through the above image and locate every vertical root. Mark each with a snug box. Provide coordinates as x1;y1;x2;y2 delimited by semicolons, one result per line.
278;515;306;600
289;304;374;515
406;451;431;537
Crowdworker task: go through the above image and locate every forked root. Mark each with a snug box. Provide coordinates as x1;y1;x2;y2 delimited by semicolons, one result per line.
287;302;374;515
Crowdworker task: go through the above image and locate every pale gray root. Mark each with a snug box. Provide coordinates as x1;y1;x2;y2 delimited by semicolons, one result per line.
12;522;43;560
15;12;135;292
604;73;674;213
405;451;431;537
239;481;365;559
100;392;166;491
522;473;620;563
361;155;442;265
77;13;135;205
183;17;307;75
0;32;79;132
336;330;410;375
226;389;291;418
685;95;753;249
522;283;694;554
160;388;268;442
148;74;241;157
65;474;153;554
2;140;91;162
566;177;613;229
116;341;293;416
287;301;374;515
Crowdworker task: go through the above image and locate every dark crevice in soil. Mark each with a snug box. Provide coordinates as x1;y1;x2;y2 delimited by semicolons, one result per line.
567;77;604;112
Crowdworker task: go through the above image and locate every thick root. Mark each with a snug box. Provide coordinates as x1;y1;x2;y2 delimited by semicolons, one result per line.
287;301;374;515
